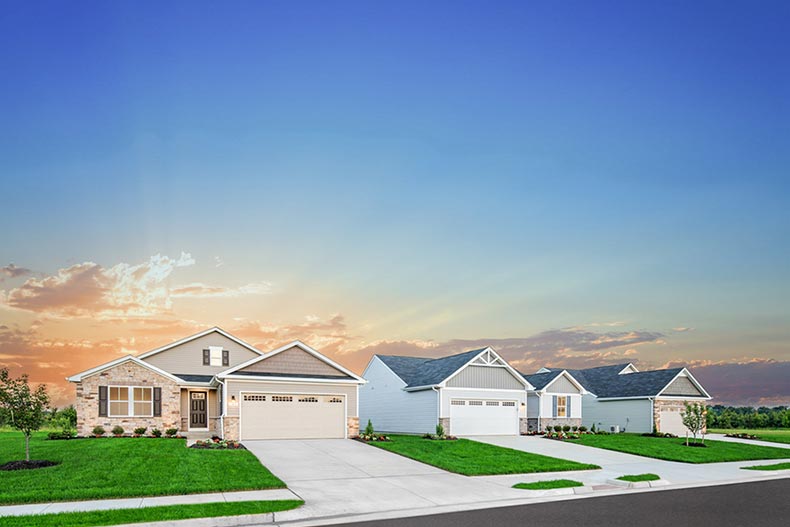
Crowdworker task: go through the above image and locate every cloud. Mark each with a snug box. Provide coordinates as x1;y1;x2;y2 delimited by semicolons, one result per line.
1;263;32;280
231;314;355;356
170;281;272;298
214;256;224;268
673;327;695;332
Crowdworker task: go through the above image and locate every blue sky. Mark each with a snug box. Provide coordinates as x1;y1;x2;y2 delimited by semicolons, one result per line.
1;1;789;405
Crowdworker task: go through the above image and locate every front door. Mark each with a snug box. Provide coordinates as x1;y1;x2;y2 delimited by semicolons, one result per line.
190;392;207;429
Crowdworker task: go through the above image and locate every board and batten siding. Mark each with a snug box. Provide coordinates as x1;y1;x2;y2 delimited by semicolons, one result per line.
446;365;525;390
358;356;438;434
441;387;526;419
144;332;260;376
662;375;705;397
544;375;581;394
581;395;653;433
225;379;358;418
539;393;582;418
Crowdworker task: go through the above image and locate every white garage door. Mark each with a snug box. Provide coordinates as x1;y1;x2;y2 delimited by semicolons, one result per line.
240;393;346;440
660;410;691;436
449;399;518;435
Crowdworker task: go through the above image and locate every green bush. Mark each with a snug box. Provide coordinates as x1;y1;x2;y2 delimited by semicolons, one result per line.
133;427;147;436
364;419;375;436
111;425;125;437
562;425;571;432
436;423;446;439
579;426;587;432
553;425;562;432
151;428;162;437
92;426;106;437
165;428;178;437
47;429;75;440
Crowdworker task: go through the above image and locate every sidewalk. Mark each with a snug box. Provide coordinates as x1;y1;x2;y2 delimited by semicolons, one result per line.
706;433;790;449
0;489;300;518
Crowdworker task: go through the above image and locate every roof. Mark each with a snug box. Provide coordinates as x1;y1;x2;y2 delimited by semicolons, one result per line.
173;374;215;384
137;327;264;360
376;348;489;388
545;363;707;399
67;355;184;384
523;370;564;390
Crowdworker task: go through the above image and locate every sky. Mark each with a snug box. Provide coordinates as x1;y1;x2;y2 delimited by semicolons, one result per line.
1;1;789;407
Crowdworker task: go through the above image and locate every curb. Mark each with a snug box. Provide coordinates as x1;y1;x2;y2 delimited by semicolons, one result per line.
606;478;670;489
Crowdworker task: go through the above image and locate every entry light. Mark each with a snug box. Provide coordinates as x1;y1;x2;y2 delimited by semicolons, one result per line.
229;395;238;407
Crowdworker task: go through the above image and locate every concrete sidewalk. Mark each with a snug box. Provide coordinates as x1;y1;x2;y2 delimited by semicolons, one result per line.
706;433;790;449
0;489;299;518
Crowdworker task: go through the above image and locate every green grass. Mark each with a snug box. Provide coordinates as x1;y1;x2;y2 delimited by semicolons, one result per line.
741;462;790;471
617;473;660;482
513;479;584;490
576;433;790;464
367;435;599;476
0;500;303;527
709;428;790;445
0;432;285;505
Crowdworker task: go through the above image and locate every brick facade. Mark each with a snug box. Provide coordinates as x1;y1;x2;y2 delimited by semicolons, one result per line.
536;417;582;432
75;361;181;437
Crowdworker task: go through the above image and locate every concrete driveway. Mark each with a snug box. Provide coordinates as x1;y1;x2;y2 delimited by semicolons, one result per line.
243;439;529;521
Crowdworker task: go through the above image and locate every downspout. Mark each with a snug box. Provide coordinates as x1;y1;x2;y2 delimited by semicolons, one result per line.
649;397;655;433
216;378;225;439
432;386;441;429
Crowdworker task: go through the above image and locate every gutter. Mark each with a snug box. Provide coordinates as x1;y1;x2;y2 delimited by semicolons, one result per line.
216;377;225;439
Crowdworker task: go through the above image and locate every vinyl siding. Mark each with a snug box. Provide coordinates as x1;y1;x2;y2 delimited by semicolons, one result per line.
661;376;705;397
446;365;525;389
358;357;438;434
581;395;653;433
545;375;581;394
144;332;260;376
441;387;526;418
527;393;540;418
237;346;347;377
225;379;357;418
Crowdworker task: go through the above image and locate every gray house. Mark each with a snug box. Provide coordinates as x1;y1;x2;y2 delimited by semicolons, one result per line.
360;347;532;436
539;363;711;435
522;369;587;432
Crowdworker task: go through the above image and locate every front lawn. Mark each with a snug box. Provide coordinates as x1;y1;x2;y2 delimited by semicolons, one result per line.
709;428;790;445
741;462;790;471
576;433;790;463
0;432;285;505
367;435;599;476
513;479;583;490
0;500;303;527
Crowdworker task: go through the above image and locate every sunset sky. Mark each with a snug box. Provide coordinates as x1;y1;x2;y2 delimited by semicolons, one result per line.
1;1;789;407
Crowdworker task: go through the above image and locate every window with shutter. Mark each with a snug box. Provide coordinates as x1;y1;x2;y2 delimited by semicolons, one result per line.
98;386;108;417
202;349;210;365
153;387;162;417
222;349;229;366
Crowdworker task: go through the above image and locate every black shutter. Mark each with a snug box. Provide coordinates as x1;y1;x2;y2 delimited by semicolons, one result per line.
153;387;162;417
98;386;108;417
203;349;210;365
222;349;229;366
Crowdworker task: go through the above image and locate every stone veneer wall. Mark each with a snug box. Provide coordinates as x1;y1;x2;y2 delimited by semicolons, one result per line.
519;417;530;434
439;417;451;435
653;399;707;434
223;417;240;441
538;417;582;432
75;362;181;437
347;417;360;437
525;418;540;433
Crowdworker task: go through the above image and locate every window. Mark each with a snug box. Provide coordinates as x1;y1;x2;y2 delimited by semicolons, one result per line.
298;396;318;403
109;386;153;417
556;396;567;418
272;395;293;402
468;400;483;406
244;395;266;402
502;401;516;407
486;401;500;406
209;346;223;366
327;397;343;403
451;400;466;406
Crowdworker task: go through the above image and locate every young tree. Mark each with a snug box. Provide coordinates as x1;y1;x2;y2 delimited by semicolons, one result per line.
0;368;50;461
681;402;707;446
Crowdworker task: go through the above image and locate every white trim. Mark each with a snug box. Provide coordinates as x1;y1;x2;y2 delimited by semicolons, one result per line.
655;395;712;401
137;327;264;360
656;368;712;399
107;385;154;418
440;347;532;390
221;374;363;385
238;390;348;441
442;387;528;393
187;389;210;431
218;340;366;383
619;363;639;374
67;355;183;384
537;370;588;395
223;377;360;387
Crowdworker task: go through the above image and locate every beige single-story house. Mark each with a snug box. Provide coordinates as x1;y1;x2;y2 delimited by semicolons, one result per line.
67;327;366;440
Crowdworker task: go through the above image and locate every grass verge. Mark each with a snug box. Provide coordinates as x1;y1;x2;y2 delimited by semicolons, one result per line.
576;433;790;463
0;431;285;504
367;435;599;476
709;429;790;445
0;500;303;527
741;462;790;471
617;473;660;482
513;479;584;490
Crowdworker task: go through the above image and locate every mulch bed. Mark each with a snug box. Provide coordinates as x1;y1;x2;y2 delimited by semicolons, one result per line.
0;460;60;471
189;441;246;450
683;442;708;448
726;433;760;440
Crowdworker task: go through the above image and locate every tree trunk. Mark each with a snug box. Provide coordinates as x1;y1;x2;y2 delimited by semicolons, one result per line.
25;433;30;462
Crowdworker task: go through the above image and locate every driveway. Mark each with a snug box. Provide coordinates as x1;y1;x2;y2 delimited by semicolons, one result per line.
244;439;530;521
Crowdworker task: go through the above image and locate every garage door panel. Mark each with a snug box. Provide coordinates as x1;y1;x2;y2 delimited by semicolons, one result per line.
241;394;345;440
659;410;692;436
450;399;518;435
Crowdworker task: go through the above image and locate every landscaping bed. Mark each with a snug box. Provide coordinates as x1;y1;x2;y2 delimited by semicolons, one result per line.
189;438;246;450
366;434;600;476
576;433;790;463
0;460;59;471
709;428;790;445
0;431;285;504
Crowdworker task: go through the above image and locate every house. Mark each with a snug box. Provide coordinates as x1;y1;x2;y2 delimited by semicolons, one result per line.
520;369;587;432
67;327;366;440
539;363;711;435
359;347;532;436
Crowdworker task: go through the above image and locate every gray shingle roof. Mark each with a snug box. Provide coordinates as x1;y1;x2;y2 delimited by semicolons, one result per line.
522;371;564;390
544;363;689;398
377;348;488;388
174;374;215;384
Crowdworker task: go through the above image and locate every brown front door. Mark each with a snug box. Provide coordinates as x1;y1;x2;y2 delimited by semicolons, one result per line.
190;392;207;429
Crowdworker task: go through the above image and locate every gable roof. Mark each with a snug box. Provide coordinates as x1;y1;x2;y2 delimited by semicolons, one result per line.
218;340;366;383
376;347;530;390
544;363;710;399
522;369;586;393
67;355;184;384
136;327;264;360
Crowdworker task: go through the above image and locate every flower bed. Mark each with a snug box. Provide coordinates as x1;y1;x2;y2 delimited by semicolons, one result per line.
422;433;458;441
726;433;760;440
355;434;391;442
544;431;581;441
189;438;245;450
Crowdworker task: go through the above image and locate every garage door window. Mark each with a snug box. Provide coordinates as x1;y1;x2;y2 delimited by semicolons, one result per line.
272;395;293;402
244;395;266;402
299;396;318;403
327;397;343;403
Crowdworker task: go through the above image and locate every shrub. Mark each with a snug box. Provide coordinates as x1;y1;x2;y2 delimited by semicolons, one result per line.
436;423;446;439
591;423;596;433
364;419;375;436
47;429;75;440
422;433;435;440
92;426;106;437
111;425;125;437
133;427;147;436
579;426;587;432
562;425;571;432
553;425;562;432
571;425;578;432
151;428;162;437
165;428;178;437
